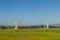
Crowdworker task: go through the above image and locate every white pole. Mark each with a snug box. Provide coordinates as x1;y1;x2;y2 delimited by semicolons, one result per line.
15;22;18;29
47;22;49;28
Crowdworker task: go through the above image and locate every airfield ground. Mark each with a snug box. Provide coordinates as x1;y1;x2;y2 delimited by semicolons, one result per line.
0;28;60;40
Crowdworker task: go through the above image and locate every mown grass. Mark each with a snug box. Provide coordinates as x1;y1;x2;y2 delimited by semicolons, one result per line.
0;28;60;40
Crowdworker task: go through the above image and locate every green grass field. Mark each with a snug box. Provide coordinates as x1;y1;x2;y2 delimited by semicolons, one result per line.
0;28;60;40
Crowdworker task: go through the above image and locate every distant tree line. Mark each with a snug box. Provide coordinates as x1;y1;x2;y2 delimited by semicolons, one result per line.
0;25;60;29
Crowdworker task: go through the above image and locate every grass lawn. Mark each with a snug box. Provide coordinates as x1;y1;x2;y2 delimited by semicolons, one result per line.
0;28;60;40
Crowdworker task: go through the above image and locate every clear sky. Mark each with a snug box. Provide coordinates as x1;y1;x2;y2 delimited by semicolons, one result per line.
0;0;60;26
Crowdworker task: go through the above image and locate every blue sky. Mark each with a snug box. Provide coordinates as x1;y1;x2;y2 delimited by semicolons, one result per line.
0;0;60;26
